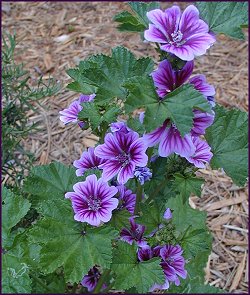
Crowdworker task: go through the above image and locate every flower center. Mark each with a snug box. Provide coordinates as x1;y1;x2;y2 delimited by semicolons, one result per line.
133;227;143;240
116;152;130;167
166;257;175;265
88;196;101;211
169;30;186;47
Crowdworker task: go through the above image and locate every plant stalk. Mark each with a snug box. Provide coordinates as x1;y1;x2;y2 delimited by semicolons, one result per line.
134;183;143;215
29;273;52;293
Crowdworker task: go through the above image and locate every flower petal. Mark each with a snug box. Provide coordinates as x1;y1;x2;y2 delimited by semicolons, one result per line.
189;74;215;97
117;162;135;184
94;133;121;159
159;127;195;157
144;24;168;43
143;124;166;147
99;160;122;182
151;60;176;96
175;61;194;87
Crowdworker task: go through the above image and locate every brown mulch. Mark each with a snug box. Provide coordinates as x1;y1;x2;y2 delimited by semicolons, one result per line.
2;1;248;293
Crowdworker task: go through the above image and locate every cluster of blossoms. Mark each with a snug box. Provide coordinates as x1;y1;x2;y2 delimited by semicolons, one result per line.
60;4;217;292
120;209;187;291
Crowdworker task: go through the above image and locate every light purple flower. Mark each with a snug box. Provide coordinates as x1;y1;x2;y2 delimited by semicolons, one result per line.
144;5;216;61
185;136;213;168
143;120;195;158
192;110;214;136
81;266;101;292
134;166;152;185
116;185;136;214
189;75;215;98
110;121;130;133
59;93;95;125
151;59;215;102
163;208;172;220
120;217;147;247
65;174;118;226
95;131;148;184
73;147;106;177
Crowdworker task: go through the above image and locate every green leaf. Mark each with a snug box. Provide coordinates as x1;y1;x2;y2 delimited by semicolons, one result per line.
109;209;131;230
37;199;74;223
67;46;154;104
173;173;204;202
29;217;118;283
127;116;145;135
78;102;102;129
112;242;165;293
136;200;165;235
2;252;32;293
78;103;121;130
23;162;79;206
113;2;160;33
2;186;31;248
205;105;248;186
31;273;66;294
180;228;212;259
113;11;146;32
102;106;121;124
165;196;207;232
196;2;248;40
124;77;211;135
128;2;160;27
168;277;225;293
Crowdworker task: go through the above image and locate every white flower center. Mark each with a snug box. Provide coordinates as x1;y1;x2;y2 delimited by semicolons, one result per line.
116;152;130;167
169;30;186;47
88;196;101;211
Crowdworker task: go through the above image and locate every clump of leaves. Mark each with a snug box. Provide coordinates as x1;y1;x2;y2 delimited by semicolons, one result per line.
1;33;60;188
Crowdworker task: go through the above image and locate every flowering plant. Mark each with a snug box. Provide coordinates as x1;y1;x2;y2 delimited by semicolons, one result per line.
2;2;248;294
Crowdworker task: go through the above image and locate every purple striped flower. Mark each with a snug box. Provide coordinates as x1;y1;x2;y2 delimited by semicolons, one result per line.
116;185;136;214
192;110;214;136
73;147;106;177
137;245;154;261
138;244;187;291
120;217;147;247
151;59;215;101
185;136;213;168
95;131;148;184
144;5;216;61
110;122;130;134
143;120;195;158
81;266;101;292
65;174;118;226
59;93;95;126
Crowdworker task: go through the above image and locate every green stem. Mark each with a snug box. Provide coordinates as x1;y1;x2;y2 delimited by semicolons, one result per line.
29;273;52;293
146;147;154;165
147;178;166;202
99;122;109;143
93;269;111;294
134;183;143;215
